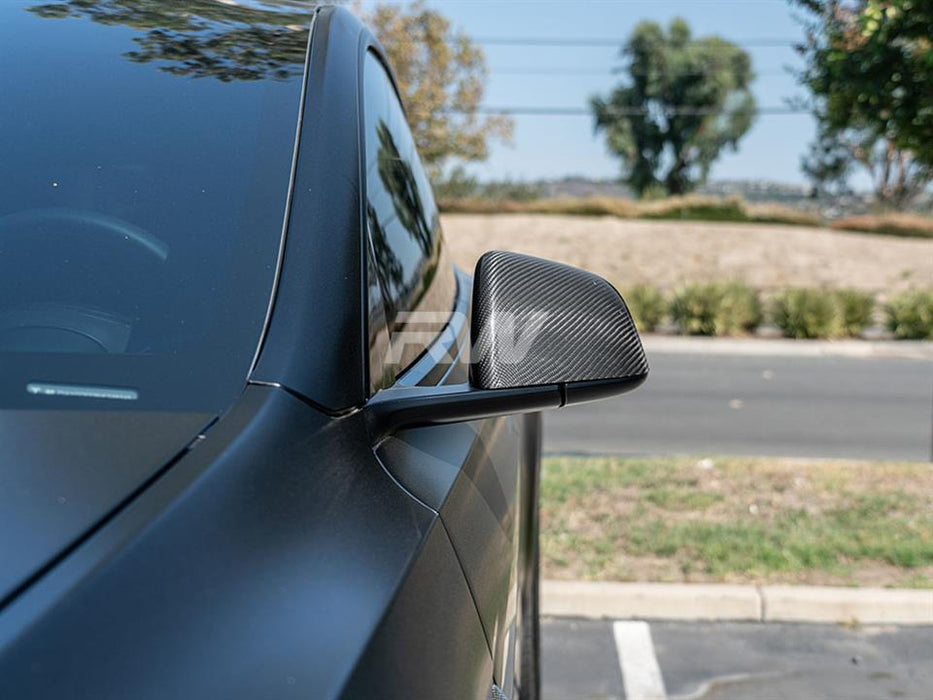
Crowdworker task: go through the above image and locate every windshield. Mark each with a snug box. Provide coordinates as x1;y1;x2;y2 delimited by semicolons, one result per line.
0;1;315;412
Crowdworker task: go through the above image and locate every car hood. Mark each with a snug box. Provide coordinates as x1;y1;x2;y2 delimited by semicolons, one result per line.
0;409;213;605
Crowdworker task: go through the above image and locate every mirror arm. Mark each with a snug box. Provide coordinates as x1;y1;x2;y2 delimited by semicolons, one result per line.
563;375;648;404
365;383;562;440
364;373;647;441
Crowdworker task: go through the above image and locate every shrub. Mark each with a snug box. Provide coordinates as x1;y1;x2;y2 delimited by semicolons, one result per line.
437;197;510;214
833;290;875;337
438;196;639;217
437;194;823;227
670;284;724;336
479;178;545;202
716;283;763;335
624;285;667;333
747;204;822;227
885;291;933;340
527;196;636;218
831;214;933;240
639;195;747;222
771;289;840;339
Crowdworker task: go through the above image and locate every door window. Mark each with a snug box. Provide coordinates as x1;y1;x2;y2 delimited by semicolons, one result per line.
362;51;455;392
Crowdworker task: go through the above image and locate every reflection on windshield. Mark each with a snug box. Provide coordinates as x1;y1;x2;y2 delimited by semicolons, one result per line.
27;382;140;401
0;0;314;411
28;1;315;81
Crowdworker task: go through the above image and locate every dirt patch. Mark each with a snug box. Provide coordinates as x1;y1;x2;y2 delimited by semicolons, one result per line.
442;214;933;297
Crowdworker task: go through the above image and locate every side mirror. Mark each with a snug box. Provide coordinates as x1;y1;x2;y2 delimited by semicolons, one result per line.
471;250;648;399
367;251;648;437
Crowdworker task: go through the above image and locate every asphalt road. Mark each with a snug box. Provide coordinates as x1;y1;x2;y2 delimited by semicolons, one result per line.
542;617;933;700
544;351;933;462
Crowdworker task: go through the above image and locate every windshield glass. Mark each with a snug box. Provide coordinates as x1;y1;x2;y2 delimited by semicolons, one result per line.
0;1;315;412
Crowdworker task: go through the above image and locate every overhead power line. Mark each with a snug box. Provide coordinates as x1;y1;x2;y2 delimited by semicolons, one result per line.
447;106;811;116
396;35;800;50
364;0;789;4
491;67;793;77
472;36;797;48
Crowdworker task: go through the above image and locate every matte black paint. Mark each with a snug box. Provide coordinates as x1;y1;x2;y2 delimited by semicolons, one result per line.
0;386;452;698
340;523;495;699
0;410;212;605
378;416;524;688
251;7;368;412
374;272;527;691
0;8;519;699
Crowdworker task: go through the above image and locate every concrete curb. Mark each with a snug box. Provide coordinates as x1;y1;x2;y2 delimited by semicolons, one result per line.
542;580;933;625
641;335;933;361
763;585;933;625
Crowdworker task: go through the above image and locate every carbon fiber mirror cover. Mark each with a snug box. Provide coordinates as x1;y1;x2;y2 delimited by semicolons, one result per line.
470;251;649;390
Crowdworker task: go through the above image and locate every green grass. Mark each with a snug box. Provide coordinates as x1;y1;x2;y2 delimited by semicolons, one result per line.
540;455;933;587
644;487;725;510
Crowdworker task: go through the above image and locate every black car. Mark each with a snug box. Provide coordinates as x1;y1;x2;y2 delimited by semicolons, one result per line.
0;3;647;698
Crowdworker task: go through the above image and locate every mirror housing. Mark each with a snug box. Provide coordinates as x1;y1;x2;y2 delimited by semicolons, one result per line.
366;251;648;438
471;250;648;395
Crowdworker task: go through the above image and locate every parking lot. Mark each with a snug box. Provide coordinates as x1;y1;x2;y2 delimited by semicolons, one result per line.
542;617;933;700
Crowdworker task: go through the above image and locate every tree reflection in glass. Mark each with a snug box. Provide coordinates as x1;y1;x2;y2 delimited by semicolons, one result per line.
28;0;317;82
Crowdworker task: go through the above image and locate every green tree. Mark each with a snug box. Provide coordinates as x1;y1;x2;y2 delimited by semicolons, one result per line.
794;0;933;169
367;1;512;176
802;123;930;207
591;19;756;197
801;123;854;199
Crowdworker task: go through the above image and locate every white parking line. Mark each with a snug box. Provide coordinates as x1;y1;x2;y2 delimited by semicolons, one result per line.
613;620;668;700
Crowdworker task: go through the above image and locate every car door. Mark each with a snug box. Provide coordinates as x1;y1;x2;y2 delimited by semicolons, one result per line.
360;49;528;696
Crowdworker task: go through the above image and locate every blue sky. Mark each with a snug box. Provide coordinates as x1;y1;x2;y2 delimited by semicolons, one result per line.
359;0;822;186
